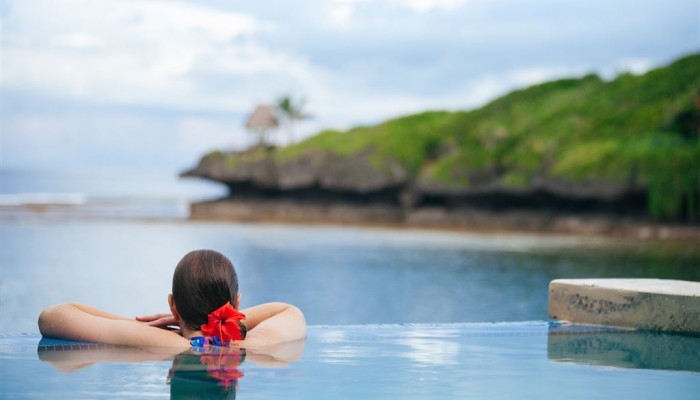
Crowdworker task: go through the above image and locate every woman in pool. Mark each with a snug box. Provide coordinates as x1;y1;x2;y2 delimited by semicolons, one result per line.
38;249;306;350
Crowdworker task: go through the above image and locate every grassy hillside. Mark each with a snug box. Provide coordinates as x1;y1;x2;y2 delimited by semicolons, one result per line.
277;54;700;220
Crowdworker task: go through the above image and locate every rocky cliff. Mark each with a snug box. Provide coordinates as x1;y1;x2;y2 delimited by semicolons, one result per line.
182;54;700;239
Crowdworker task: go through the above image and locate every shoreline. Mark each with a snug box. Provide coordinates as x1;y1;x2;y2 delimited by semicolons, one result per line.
189;198;700;242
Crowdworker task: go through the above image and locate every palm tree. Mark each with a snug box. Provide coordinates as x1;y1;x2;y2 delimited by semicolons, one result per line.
276;95;309;144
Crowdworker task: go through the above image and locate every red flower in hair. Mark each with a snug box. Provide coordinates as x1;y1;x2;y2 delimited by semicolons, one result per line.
201;302;246;343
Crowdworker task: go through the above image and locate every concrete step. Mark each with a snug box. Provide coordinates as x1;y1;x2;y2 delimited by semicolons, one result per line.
548;279;700;333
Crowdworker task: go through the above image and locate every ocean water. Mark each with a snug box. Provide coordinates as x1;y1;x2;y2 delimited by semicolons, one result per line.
0;168;226;220
1;168;699;399
1;168;699;334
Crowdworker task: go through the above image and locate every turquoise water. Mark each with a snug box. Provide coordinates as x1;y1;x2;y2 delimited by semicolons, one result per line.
1;168;699;398
2;219;699;334
1;323;698;399
1;169;699;334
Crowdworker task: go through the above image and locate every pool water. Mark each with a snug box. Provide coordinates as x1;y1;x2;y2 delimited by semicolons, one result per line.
1;322;698;399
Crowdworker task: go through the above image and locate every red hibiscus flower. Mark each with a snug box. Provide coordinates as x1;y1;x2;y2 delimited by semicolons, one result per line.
201;302;247;343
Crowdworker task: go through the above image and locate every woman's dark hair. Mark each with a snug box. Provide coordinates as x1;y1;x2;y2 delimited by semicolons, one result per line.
172;250;239;330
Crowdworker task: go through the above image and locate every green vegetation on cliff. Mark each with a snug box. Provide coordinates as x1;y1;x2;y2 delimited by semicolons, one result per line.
212;54;700;220
285;54;700;219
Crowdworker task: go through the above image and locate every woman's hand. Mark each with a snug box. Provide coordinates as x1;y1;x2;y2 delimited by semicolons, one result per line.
135;313;178;330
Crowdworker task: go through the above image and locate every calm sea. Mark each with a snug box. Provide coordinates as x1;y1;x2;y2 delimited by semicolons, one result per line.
1;168;698;334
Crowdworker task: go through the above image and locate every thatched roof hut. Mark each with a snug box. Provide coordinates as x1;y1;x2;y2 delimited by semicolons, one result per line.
245;104;279;131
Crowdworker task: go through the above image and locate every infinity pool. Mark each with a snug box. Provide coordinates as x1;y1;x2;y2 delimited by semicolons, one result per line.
1;322;698;399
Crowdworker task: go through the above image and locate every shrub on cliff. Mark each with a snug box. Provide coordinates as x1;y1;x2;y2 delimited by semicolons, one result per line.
274;53;700;220
192;54;699;221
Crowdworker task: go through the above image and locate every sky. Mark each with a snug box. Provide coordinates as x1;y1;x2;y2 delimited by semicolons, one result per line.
1;0;698;170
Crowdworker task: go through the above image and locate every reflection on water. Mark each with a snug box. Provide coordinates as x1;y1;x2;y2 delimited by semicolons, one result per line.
398;337;460;366
38;340;247;396
2;323;698;399
319;345;364;366
169;349;245;399
548;324;700;373
35;336;305;399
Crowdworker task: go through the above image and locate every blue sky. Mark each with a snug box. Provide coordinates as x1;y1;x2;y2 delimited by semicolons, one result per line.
1;0;698;170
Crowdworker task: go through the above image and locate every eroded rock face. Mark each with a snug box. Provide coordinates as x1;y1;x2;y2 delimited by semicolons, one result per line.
181;149;700;239
183;150;409;194
183;151;278;186
181;148;656;221
415;171;641;201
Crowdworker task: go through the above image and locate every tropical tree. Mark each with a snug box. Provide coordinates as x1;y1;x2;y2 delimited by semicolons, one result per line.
277;95;310;144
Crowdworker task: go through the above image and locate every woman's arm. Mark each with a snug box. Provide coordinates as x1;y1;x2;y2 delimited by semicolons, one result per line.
56;303;134;321
240;302;306;348
64;301;307;348
38;303;189;349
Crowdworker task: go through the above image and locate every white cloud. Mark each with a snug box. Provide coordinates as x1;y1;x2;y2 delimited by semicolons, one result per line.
177;117;249;153
53;33;102;49
331;0;469;14
3;0;693;121
1;0;271;111
619;59;653;75
390;0;469;13
2;0;697;168
323;0;469;29
305;64;591;130
328;3;355;24
442;65;591;110
132;1;256;42
601;58;654;79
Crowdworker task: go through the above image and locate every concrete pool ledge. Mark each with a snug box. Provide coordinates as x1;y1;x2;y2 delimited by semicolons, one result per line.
549;279;700;333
